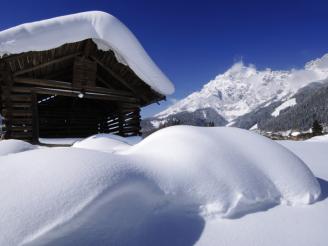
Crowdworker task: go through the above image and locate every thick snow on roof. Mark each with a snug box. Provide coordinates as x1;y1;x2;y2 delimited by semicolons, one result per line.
0;11;174;96
0;126;321;245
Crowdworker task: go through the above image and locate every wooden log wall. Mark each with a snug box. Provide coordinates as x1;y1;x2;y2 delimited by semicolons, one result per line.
104;108;141;136
1;65;34;141
0;39;162;142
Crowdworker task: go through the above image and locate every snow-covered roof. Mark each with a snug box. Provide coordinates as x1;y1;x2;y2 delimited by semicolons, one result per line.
0;11;174;96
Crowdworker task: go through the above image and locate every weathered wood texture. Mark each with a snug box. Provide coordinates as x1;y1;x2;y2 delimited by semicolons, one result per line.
0;39;162;142
73;57;97;87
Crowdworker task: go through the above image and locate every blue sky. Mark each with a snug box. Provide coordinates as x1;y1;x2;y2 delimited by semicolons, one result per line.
1;0;328;117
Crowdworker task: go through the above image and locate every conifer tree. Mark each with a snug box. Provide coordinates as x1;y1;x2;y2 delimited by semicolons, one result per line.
312;120;323;136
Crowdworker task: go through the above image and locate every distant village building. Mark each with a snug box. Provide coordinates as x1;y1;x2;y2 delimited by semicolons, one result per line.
0;11;174;143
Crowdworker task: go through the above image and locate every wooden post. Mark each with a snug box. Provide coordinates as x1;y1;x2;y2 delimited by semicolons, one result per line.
2;64;13;139
118;112;124;136
31;93;39;143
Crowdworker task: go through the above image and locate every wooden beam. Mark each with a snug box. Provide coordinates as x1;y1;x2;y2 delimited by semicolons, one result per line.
3;94;32;102
11;118;33;125
14;77;136;98
1;63;14;139
1;85;31;94
15;77;73;89
91;55;143;98
2;109;32;117
96;75;115;90
11;132;33;139
83;39;96;57
45;67;73;80
32;87;139;103
31;93;39;143
14;52;82;76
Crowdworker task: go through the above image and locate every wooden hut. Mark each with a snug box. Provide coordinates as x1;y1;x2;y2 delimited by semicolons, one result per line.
0;12;174;143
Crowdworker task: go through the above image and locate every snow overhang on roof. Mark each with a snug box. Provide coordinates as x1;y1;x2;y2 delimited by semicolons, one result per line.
0;11;175;96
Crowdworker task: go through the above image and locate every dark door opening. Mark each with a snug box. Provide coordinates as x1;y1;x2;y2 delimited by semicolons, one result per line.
37;94;116;139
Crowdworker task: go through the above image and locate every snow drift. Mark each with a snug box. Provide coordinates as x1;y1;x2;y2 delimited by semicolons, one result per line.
0;139;37;156
0;126;321;245
0;11;174;96
73;133;142;153
123;126;321;217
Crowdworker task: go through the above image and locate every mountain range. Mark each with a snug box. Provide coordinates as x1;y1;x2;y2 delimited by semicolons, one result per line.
142;53;328;134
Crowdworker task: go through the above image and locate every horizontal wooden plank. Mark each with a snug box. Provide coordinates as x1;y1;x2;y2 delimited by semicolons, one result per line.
39;130;99;135
14;77;135;97
32;87;138;103
11;126;33;132
39;118;101;123
1;102;32;108
2;109;32;117
11;132;33;138
39;123;100;128
11;118;33;125
1;86;32;94
2;94;32;102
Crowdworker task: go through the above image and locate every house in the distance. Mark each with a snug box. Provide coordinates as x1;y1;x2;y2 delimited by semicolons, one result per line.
0;11;174;143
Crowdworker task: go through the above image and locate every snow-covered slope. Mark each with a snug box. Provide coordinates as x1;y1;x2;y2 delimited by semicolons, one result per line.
155;54;328;122
0;11;174;96
0;127;321;245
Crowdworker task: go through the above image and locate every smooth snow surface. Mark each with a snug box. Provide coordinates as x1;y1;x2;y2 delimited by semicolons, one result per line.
0;139;37;156
0;126;321;246
39;138;83;145
194;139;328;246
307;134;328;142
73;133;142;153
123;126;320;214
0;11;174;96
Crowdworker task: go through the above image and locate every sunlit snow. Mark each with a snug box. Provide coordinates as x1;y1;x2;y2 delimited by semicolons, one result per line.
0;126;323;246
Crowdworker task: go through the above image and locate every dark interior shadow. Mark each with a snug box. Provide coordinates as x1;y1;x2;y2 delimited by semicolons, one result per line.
317;177;328;202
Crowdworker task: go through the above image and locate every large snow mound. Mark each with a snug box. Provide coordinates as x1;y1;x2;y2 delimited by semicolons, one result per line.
0;148;133;245
72;133;142;153
0;126;321;245
0;11;174;96
123;126;321;217
0;139;37;156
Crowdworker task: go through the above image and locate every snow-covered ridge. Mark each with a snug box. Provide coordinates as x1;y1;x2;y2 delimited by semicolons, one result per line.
157;54;328;121
0;11;174;96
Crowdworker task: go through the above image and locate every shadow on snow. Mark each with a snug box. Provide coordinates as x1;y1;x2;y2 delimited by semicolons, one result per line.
28;177;205;246
317;177;328;202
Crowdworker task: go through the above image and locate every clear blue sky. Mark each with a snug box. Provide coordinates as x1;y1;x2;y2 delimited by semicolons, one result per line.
1;0;328;117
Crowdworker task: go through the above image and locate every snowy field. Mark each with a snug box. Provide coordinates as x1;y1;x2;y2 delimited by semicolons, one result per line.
0;126;327;246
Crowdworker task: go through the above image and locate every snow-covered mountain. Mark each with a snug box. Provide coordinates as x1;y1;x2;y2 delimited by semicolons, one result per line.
232;79;328;131
143;54;328;132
